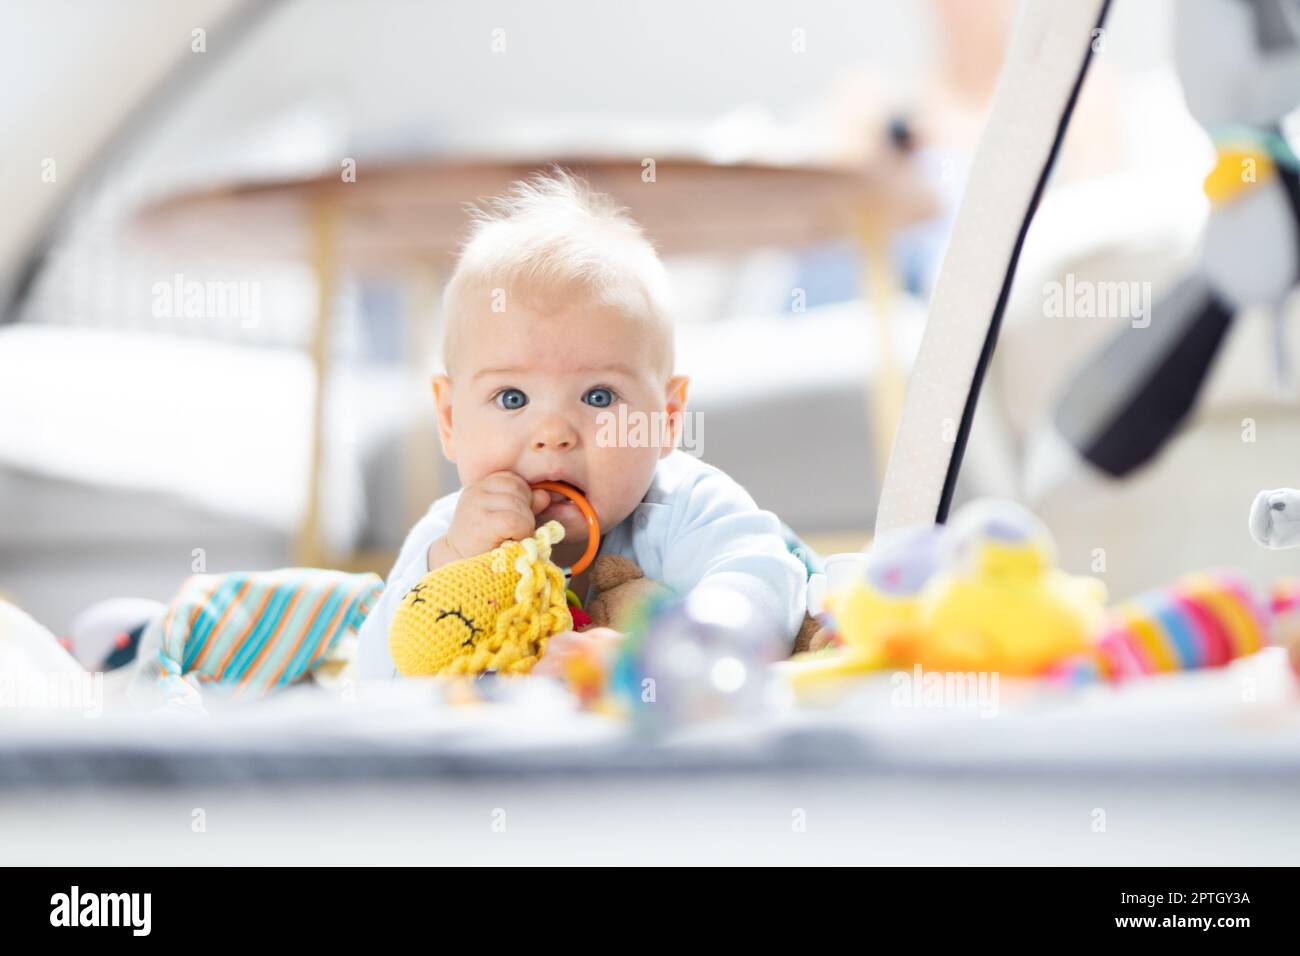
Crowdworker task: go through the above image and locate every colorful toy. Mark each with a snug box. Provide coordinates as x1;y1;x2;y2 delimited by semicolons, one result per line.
1272;578;1300;619
793;500;1107;691
126;567;382;711
548;550;825;709
562;641;610;708
910;499;1108;674
818;523;953;657
1270;578;1300;679
609;583;782;731
554;553;669;709
1047;571;1270;684
388;480;600;677
791;498;1298;696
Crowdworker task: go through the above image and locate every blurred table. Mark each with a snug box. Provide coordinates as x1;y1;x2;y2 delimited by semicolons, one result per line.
129;156;937;568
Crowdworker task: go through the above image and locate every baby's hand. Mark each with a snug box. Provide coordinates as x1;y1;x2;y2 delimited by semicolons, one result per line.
434;471;551;566
533;626;624;677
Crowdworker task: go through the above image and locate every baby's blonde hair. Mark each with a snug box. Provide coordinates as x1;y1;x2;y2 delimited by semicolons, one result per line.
441;169;674;376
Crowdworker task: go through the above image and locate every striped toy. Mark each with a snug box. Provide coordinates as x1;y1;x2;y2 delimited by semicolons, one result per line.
148;568;382;698
1049;572;1271;684
1272;578;1300;620
1270;578;1300;676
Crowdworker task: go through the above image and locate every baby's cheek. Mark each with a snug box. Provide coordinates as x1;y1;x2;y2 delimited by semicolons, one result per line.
453;409;520;482
591;443;659;521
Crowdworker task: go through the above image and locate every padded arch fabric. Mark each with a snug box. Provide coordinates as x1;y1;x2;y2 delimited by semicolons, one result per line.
875;0;1112;534
1053;276;1234;477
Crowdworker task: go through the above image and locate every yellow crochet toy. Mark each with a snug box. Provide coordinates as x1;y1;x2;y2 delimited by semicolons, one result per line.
388;481;601;677
389;521;573;676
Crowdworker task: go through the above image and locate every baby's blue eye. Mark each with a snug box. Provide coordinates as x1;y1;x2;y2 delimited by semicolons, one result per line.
496;388;528;410
583;387;615;408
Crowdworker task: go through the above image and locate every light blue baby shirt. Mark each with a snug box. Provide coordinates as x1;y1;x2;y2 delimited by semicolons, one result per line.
356;451;809;678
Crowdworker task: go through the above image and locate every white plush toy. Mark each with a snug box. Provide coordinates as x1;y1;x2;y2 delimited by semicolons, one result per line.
0;597;98;718
1249;488;1300;679
1250;488;1300;549
0;598;82;677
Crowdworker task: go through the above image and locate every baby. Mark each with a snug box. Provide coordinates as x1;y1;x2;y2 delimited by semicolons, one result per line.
356;171;809;678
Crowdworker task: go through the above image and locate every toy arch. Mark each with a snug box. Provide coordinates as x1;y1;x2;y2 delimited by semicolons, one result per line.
875;0;1113;534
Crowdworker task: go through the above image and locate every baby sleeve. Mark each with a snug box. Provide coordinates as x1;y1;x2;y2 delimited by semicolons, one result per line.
355;492;459;678
657;465;808;650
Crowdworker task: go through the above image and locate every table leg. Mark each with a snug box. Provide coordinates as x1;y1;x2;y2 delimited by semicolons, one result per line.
859;213;906;486
295;198;338;568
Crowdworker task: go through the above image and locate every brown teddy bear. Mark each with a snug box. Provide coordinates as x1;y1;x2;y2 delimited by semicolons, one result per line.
581;554;829;654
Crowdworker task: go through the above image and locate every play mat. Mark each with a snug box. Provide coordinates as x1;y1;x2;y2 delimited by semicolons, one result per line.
6;0;1300;799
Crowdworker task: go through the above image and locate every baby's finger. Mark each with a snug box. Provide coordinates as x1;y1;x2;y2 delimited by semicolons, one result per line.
479;471;531;498
545;630;581;652
484;509;536;544
533;656;563;677
479;492;536;522
534;634;581;675
531;488;551;515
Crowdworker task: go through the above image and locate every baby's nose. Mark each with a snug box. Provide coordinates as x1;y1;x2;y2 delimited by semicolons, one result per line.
532;435;574;450
531;420;577;450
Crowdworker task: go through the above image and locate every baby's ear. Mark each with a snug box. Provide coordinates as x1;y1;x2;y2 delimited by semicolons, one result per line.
431;374;457;462
661;374;690;458
666;374;689;408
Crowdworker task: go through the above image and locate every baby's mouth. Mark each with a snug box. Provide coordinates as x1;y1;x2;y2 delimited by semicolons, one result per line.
542;492;580;515
537;479;586;505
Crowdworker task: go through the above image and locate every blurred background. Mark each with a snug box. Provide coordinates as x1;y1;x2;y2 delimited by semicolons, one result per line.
3;0;1294;634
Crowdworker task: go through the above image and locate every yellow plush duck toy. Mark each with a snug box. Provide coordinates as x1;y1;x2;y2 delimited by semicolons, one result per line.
904;501;1107;675
823;523;950;665
787;523;951;689
789;500;1107;692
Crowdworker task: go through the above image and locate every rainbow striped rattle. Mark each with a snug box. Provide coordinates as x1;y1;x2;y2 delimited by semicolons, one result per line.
1049;572;1271;684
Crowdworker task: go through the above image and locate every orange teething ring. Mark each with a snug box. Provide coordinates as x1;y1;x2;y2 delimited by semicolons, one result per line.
530;480;600;577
